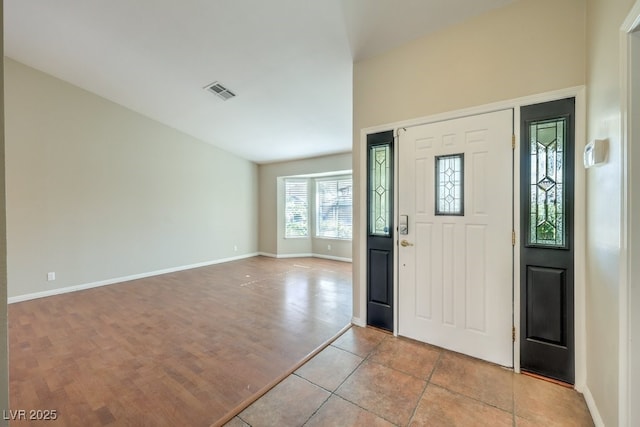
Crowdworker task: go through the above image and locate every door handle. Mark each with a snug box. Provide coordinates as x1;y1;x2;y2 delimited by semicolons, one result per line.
400;239;414;247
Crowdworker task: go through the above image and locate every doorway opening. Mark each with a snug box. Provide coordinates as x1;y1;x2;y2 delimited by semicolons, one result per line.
357;87;586;386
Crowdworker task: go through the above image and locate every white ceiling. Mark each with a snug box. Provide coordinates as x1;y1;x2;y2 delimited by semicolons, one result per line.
4;0;516;164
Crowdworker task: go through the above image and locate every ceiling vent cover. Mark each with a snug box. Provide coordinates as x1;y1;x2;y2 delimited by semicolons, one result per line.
204;82;236;101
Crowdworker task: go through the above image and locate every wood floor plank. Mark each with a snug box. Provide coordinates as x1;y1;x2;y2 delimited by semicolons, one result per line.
9;256;352;426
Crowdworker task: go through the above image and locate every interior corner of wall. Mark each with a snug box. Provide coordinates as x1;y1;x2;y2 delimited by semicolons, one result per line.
351;316;366;328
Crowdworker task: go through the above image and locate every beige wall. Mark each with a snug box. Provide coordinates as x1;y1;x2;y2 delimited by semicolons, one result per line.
4;58;259;299
258;153;352;260
352;0;586;321
585;0;636;425
353;0;586;132
1;2;9;423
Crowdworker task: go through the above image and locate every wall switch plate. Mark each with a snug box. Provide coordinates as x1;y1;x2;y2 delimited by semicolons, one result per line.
47;272;56;281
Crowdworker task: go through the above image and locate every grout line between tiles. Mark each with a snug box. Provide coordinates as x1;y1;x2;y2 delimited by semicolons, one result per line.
236;414;250;427
300;390;332;427
312;332;402;426
215;323;352;427
362;337;442;381
237;326;591;427
427;383;516;419
325;332;439;426
406;348;444;426
292;372;335;395
329;333;383;392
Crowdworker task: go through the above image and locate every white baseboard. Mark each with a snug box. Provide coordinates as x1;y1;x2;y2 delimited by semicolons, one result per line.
10;252;352;303
582;385;605;427
313;254;352;263
9;252;259;304
257;252;278;258
351;317;366;327
258;252;351;263
274;253;314;259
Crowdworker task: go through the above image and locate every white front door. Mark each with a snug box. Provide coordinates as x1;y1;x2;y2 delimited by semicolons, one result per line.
398;109;513;367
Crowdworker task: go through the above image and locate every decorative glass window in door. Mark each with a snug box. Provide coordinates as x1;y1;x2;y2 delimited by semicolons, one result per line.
528;118;566;247
435;154;464;215
369;144;391;236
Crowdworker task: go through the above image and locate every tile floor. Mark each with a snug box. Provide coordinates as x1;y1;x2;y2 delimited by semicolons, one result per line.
224;326;594;427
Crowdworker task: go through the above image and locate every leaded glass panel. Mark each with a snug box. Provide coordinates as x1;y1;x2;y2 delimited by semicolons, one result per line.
435;154;464;216
370;144;391;236
528;118;566;247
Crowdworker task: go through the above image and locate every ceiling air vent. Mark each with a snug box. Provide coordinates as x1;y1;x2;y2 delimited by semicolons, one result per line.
204;81;236;101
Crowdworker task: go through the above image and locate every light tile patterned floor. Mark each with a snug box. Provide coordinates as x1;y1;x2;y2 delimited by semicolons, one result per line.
225;326;594;427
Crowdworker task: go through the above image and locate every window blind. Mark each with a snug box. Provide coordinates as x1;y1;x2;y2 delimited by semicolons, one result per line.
284;179;309;238
316;177;352;239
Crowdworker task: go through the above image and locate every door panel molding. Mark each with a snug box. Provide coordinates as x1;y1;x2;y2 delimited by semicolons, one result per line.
368;249;391;304
525;266;567;345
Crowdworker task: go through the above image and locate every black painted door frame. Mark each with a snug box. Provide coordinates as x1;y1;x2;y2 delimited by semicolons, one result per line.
366;130;394;331
520;98;575;384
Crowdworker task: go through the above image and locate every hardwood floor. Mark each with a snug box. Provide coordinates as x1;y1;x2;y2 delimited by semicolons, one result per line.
8;256;352;426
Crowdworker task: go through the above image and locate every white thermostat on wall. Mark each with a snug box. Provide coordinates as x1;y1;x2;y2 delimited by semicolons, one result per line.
583;139;608;168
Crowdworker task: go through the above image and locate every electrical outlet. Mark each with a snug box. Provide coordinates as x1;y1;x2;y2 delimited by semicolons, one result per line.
327;244;331;251
234;245;238;252
47;272;56;281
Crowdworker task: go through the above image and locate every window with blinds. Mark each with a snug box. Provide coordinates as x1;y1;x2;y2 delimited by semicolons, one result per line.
316;177;353;239
284;179;309;238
